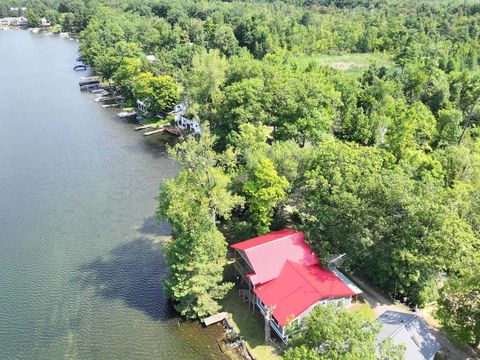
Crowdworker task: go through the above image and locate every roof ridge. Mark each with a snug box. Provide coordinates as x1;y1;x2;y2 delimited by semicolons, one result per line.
286;261;325;296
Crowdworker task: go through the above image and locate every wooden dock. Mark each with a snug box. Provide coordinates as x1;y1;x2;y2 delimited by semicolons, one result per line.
79;76;99;87
143;128;164;136
134;124;154;131
143;126;181;137
164;127;181;136
203;312;227;326
102;104;121;109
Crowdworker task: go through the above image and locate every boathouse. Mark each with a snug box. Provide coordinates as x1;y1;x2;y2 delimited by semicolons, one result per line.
231;229;362;343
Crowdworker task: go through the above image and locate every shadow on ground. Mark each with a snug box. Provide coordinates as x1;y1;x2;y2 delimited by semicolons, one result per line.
78;238;174;321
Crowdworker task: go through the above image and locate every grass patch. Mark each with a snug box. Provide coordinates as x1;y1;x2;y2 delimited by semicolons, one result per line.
295;52;397;76
221;290;282;360
347;300;377;321
48;24;62;33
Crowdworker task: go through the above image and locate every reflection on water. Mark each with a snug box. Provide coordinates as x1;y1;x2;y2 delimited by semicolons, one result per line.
0;30;225;359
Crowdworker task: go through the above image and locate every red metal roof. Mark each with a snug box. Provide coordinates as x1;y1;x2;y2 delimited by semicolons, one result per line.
231;229;318;285
254;261;356;326
231;229;358;326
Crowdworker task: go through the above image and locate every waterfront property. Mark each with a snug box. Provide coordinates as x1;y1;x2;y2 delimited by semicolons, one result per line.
0;17;28;26
173;103;201;134
40;17;51;27
231;229;362;343
175;114;201;134
376;311;441;360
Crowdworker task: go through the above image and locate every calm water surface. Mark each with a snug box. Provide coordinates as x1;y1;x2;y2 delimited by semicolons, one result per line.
0;30;224;360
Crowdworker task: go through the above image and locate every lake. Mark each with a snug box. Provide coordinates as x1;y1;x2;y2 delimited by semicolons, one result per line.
0;30;224;359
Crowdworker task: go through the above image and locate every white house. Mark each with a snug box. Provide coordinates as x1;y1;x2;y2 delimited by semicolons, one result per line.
173;103;201;134
16;17;28;26
40;17;51;27
174;114;201;134
136;99;149;114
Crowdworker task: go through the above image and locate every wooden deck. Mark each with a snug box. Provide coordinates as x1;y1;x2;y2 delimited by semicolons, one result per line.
203;312;227;326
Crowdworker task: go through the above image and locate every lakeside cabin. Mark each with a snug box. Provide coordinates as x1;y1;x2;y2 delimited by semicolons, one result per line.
173;103;201;134
231;229;362;343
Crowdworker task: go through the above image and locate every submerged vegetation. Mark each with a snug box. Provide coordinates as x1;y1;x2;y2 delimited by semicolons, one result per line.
12;0;480;353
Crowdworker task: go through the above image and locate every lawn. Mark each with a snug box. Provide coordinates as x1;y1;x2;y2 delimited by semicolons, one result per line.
221;289;282;360
347;300;377;320
295;52;397;76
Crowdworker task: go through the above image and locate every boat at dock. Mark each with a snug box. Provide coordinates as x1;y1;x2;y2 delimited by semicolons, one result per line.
73;64;88;71
90;88;107;94
94;95;113;102
117;111;136;118
102;103;121;109
79;76;100;90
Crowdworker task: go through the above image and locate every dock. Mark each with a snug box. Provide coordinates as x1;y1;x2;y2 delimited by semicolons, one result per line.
79;76;99;86
134;124;154;131
143;126;181;137
164;127;181;136
102;104;121;109
79;76;100;90
143;127;164;136
203;312;227;326
94;96;112;103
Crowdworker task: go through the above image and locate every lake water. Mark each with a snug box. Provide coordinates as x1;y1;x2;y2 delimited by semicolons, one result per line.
0;30;224;359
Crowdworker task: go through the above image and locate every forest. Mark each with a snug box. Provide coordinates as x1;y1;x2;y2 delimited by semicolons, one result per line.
9;0;480;355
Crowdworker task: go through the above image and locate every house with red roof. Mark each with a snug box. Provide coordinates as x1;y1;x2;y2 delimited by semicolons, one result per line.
231;229;362;342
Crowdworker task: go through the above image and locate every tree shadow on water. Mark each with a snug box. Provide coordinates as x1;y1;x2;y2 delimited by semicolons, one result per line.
136;216;171;237
78;239;175;321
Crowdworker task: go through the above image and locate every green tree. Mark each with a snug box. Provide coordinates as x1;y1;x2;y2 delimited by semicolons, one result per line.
132;72;180;114
94;41;143;81
216;77;269;144
112;57;144;98
435;108;463;146
243;157;288;234
437;271;480;348
284;305;405;360
157;128;243;318
186;49;228;120
386;101;436;160
25;9;40;27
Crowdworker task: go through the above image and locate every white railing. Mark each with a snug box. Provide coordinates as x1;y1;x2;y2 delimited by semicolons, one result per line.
270;320;286;341
256;297;267;316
